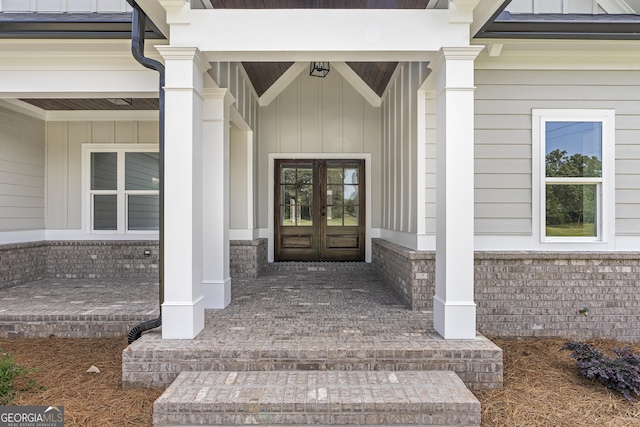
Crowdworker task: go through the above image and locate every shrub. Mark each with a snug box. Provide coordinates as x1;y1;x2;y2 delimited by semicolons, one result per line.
0;349;35;404
561;341;640;402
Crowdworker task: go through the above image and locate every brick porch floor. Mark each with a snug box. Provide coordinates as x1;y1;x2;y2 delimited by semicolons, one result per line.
123;266;503;391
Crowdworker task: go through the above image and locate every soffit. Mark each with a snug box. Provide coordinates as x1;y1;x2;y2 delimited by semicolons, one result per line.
209;0;431;8
19;99;159;110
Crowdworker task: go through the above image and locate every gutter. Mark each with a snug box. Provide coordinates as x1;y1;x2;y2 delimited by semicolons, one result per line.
126;0;165;344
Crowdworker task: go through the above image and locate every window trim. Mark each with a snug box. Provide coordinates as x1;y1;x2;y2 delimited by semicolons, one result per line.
82;144;159;235
532;109;615;244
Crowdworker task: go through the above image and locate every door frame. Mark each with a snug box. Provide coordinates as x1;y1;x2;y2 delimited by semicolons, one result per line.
268;153;372;263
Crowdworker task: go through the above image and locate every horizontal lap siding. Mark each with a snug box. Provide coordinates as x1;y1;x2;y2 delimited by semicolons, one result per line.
0;106;45;231
473;69;640;236
46;121;159;230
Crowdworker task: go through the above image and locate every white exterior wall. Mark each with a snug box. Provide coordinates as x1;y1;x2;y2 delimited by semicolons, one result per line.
381;62;429;248
0;105;45;231
257;69;381;231
451;68;640;247
209;62;258;132
46;119;158;230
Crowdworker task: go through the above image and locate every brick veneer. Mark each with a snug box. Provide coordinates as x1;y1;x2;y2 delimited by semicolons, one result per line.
47;241;159;279
372;239;640;341
475;251;640;341
371;239;434;309
0;242;48;289
229;238;267;278
0;239;269;288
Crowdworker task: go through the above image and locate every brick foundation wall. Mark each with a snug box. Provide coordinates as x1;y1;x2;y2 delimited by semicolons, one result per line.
372;239;640;341
230;239;268;279
47;241;159;279
475;252;640;342
0;241;159;287
371;239;434;309
0;242;47;289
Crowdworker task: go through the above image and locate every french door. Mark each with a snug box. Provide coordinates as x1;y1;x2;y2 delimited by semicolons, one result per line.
274;159;365;261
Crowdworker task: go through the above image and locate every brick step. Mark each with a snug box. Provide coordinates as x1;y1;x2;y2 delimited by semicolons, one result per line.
153;371;481;426
122;336;503;391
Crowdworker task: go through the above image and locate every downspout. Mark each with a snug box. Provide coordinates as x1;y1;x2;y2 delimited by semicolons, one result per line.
126;0;164;344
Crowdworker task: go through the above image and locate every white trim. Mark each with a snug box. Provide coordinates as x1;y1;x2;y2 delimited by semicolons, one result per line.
378;228;419;250
258;62;307;107
45;230;158;241
331;62;382;107
268;153;373;263
532;109;615;246
229;229;255;240
47;110;159;122
0;230;46;245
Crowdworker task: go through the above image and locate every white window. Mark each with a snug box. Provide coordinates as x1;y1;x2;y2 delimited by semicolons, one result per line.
83;144;159;234
533;110;614;243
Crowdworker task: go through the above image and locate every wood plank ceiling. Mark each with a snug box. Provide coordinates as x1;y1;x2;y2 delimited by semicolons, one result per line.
19;0;433;109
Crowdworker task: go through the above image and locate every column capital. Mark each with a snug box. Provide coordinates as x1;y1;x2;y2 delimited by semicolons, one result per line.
155;46;211;74
428;46;484;75
203;88;236;107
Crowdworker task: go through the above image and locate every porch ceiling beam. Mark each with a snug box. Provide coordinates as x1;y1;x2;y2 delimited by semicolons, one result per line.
0;70;158;97
169;9;470;62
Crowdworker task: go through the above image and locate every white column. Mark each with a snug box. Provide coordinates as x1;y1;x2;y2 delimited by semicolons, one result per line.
202;88;235;309
156;46;211;339
431;46;483;339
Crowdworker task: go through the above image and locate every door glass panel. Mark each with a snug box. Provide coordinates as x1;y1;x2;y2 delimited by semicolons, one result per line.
344;167;358;184
280;163;314;227
344;185;358;203
299;206;313;226
345;205;359;226
282;168;296;184
327;185;343;205
298;185;313;205
282;185;297;204
298;168;313;184
327;167;343;184
281;205;294;226
327;206;343;226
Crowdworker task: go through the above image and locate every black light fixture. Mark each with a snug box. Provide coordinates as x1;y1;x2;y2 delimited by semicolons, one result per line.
309;62;330;78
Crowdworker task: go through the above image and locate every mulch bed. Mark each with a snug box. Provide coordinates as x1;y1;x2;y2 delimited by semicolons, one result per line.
477;338;640;427
0;336;638;426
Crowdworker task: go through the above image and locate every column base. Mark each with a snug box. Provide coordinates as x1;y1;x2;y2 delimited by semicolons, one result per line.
433;295;476;339
161;296;205;339
202;279;231;309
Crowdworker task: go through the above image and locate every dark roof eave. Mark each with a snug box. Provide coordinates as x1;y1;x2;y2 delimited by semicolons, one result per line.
0;13;164;39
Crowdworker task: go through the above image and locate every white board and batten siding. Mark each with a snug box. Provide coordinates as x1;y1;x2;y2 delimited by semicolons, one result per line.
209;62;258;132
0;106;45;231
257;69;381;230
0;0;131;12
46;120;158;230
472;69;640;238
381;62;429;239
